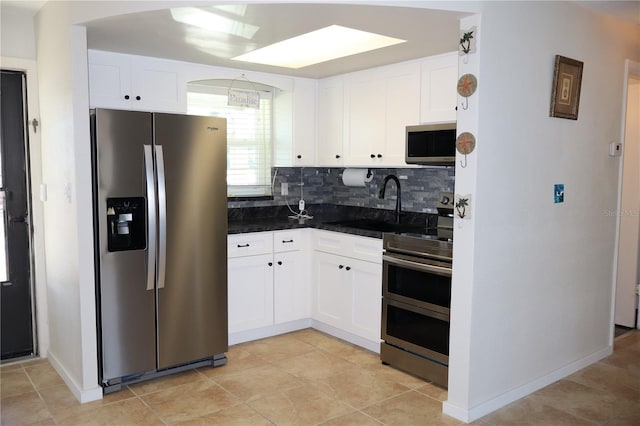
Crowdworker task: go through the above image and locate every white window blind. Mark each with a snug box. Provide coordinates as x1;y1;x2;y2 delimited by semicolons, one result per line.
187;84;273;197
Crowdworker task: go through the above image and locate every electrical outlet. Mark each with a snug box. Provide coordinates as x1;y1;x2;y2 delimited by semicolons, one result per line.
281;182;288;196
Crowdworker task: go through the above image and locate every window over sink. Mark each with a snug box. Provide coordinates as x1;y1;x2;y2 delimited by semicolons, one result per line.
187;79;274;198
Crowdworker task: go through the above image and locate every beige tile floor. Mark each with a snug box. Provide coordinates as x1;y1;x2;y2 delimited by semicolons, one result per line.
0;328;638;425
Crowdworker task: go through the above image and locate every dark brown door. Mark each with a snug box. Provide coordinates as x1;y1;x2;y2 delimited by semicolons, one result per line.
0;70;34;360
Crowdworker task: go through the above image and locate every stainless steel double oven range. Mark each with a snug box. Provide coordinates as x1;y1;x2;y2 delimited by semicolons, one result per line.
380;193;454;388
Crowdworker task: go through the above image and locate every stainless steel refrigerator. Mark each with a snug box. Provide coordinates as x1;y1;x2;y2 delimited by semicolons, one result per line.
91;108;228;393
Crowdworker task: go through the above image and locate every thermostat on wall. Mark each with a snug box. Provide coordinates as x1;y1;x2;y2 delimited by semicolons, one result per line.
609;142;622;157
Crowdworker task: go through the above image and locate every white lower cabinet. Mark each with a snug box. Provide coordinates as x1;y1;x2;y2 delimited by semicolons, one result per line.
314;251;348;328
228;254;274;333
314;251;382;342
312;230;383;347
227;228;382;350
227;230;309;335
274;250;308;323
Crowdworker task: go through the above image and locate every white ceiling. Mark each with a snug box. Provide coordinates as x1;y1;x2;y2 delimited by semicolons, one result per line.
2;1;638;78
81;3;467;79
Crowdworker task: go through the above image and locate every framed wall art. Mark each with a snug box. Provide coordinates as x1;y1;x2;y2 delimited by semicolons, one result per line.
549;55;584;120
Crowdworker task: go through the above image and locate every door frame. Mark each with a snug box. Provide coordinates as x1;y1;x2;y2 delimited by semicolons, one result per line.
611;58;640;338
0;57;48;358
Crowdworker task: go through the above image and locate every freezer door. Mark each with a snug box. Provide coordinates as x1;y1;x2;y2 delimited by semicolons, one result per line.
93;109;157;382
154;113;228;369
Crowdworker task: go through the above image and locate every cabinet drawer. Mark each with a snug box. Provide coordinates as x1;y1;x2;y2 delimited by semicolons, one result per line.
313;230;382;263
228;232;273;258
273;229;303;253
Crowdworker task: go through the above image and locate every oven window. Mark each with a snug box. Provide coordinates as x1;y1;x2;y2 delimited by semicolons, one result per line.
386;263;451;308
386;304;450;357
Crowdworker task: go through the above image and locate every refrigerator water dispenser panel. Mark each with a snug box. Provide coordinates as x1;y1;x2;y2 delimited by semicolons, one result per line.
107;197;146;252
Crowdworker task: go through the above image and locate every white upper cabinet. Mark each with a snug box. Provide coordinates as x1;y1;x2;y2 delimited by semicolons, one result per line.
291;78;317;166
343;70;387;166
317;76;345;166
420;52;458;124
273;78;317;167
319;60;423;168
88;50;186;113
344;62;420;166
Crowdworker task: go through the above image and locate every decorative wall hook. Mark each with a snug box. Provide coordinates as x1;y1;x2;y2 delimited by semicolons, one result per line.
457;74;477;111
456;132;476;168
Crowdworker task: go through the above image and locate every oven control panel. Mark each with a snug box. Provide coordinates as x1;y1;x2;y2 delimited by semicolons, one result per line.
437;192;454;215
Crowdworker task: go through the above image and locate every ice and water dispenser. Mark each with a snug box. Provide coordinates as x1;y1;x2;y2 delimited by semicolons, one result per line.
106;197;146;252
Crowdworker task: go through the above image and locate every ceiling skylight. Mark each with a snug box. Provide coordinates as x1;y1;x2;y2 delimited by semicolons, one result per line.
231;25;407;69
170;7;259;40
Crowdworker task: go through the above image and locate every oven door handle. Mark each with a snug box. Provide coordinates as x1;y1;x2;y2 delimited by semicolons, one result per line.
384;244;452;262
383;254;452;276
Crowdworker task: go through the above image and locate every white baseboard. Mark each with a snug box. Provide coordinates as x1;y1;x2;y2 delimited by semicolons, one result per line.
228;318;381;354
47;350;103;403
442;345;613;423
229;319;312;345
310;320;380;353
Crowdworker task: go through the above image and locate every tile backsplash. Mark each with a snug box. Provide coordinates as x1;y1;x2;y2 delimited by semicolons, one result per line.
227;167;455;214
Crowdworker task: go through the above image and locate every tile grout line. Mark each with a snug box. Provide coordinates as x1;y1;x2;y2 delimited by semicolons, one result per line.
21;362;59;425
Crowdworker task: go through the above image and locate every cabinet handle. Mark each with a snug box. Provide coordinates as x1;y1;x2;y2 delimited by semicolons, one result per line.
338;264;344;269
282;239;294;243
297;155;302;159
346;266;351;271
335;154;341;159
237;243;250;248
124;95;130;100
135;95;141;101
377;154;382;158
268;262;273;266
370;154;375;158
277;261;283;265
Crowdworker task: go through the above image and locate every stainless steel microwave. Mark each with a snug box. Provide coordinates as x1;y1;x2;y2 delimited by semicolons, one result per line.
405;122;456;165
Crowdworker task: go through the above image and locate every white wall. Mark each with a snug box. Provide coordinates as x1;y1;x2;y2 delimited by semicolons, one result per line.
615;74;640;327
445;1;640;421
30;0;640;414
0;4;37;59
35;2;100;402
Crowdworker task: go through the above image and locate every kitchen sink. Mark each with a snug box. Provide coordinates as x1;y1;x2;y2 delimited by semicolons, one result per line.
325;219;425;233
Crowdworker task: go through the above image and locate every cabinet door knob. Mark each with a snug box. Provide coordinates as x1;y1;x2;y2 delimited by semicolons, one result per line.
345;266;351;271
277;261;283;266
135;95;141;101
124;95;130;100
338;264;344;269
297;155;302;159
268;262;273;266
377;154;382;158
335;154;341;159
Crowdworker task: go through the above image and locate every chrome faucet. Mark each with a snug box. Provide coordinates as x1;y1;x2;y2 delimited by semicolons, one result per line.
379;174;402;224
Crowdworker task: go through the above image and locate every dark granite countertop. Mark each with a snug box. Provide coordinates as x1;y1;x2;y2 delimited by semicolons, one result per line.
228;204;437;239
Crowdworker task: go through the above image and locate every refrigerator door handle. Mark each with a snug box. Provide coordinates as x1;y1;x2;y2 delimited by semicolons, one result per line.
143;145;156;291
156;145;167;290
